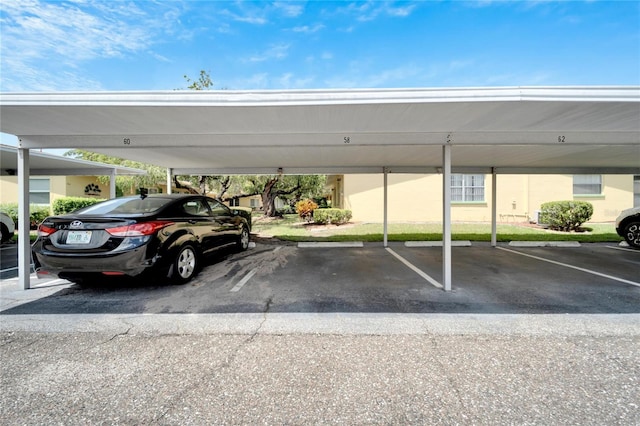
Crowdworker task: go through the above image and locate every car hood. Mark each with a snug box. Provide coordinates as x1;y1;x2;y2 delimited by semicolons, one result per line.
616;206;640;226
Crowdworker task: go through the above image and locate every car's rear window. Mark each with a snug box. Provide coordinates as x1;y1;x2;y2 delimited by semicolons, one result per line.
73;198;169;215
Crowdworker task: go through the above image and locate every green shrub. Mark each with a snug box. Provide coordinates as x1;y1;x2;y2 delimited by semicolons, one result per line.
53;197;106;215
296;199;318;222
277;205;295;215
0;203;51;229
313;208;353;225
539;201;593;232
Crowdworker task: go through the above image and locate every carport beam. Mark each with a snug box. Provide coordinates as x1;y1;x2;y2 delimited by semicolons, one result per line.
383;167;388;247
166;168;173;194
491;169;497;247
109;169;116;199
442;145;452;291
18;148;31;290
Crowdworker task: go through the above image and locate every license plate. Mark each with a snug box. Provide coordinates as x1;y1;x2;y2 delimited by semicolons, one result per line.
66;230;92;244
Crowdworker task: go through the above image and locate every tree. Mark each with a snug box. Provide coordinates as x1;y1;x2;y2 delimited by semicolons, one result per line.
242;175;327;217
177;71;328;216
64;150;167;195
183;70;214;91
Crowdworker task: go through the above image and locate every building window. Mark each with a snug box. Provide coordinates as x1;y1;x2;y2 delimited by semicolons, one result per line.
29;178;50;204
634;175;640;207
451;174;484;202
573;175;602;195
229;198;240;207
250;198;260;208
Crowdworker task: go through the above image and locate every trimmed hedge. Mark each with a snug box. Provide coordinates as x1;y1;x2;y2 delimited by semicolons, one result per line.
539;200;593;232
53;197;106;215
313;208;352;225
0;203;50;229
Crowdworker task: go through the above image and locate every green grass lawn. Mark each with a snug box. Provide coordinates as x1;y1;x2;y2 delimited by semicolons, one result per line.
252;214;622;243
9;217;621;244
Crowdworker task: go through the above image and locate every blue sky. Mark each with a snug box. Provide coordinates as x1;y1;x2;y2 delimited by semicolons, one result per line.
1;0;639;93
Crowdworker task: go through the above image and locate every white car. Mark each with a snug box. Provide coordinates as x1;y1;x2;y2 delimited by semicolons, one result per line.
0;211;15;243
615;207;640;248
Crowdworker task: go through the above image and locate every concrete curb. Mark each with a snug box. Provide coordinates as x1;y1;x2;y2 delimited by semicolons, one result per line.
405;241;472;247
509;241;581;247
1;313;639;337
298;242;364;248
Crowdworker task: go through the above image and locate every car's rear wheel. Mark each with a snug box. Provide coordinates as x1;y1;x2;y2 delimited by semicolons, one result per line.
236;225;250;251
171;243;199;284
623;221;640;248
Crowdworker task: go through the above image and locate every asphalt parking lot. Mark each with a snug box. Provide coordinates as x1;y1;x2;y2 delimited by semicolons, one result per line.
1;241;638;315
1;241;639;425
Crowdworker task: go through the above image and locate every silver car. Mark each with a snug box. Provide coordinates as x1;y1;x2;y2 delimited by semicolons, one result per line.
615;207;640;248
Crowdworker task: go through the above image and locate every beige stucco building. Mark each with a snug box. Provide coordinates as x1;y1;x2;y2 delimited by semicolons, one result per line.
0;174;263;213
1;175;110;211
334;173;638;223
2;173;637;223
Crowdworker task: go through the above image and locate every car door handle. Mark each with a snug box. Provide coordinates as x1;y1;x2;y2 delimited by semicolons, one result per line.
188;220;198;224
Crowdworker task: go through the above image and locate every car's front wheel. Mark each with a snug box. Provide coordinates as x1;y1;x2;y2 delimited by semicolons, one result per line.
0;223;11;243
171;243;199;284
623;221;640;248
236;225;250;251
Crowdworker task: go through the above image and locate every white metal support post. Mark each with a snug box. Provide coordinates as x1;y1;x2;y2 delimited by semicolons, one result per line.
109;169;117;199
491;168;497;247
442;144;452;291
17;148;31;290
166;168;173;194
383;167;389;247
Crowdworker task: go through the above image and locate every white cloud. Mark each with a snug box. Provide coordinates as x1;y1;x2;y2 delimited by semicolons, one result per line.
273;2;304;18
0;0;187;91
323;63;423;88
341;1;419;22
246;43;291;62
292;23;325;34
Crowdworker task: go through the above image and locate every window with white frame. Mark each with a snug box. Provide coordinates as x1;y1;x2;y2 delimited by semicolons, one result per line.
451;174;485;202
29;178;50;205
573;175;602;196
229;198;240;207
250;198;260;208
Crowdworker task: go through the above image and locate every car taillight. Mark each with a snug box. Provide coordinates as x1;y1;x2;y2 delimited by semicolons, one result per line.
38;225;57;237
106;221;173;237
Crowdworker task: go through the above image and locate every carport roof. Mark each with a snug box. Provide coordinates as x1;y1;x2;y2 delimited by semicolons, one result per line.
1;86;639;175
0;144;146;176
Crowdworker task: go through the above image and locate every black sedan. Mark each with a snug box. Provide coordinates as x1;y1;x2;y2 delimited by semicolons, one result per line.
32;194;252;284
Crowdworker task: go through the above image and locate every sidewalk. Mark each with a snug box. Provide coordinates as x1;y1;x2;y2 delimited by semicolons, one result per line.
1;277;639;425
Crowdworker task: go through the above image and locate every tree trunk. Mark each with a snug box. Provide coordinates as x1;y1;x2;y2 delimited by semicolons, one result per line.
261;177;279;217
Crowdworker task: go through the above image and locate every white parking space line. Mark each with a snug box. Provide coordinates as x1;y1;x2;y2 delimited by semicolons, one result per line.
385;247;443;289
1;264;35;275
606;245;640;253
31;279;70;288
497;246;640;288
230;269;257;292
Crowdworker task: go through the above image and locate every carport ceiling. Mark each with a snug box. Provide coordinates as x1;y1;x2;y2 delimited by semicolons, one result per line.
1;86;639;175
0;144;146;176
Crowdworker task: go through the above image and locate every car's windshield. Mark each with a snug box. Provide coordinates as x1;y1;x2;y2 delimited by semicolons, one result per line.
72;197;168;215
